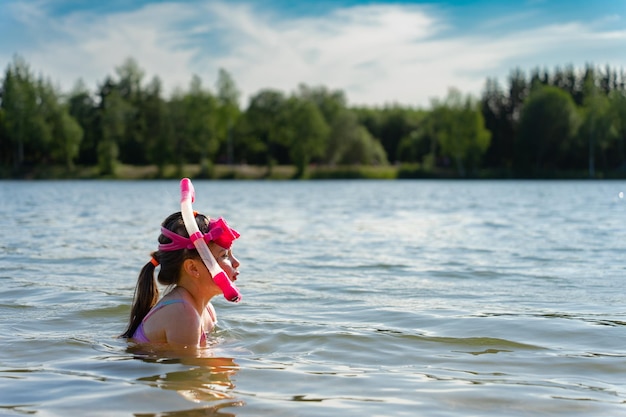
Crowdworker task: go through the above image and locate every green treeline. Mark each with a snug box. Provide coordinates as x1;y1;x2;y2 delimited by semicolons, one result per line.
1;55;625;179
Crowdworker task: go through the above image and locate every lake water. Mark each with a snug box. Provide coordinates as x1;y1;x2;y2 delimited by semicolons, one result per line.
1;179;625;416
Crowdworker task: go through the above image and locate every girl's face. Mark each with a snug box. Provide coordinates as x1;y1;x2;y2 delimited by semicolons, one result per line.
210;243;240;282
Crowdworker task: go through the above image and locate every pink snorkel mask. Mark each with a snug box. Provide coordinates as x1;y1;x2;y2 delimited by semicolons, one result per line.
158;218;240;251
159;178;241;302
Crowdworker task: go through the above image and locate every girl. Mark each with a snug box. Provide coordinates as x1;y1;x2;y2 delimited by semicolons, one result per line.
122;211;240;347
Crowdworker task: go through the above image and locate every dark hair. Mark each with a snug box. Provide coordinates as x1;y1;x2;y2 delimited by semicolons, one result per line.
121;211;210;338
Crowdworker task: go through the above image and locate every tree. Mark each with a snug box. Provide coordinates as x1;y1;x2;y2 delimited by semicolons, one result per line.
296;84;347;127
68;79;99;165
216;69;241;165
516;85;579;175
396;125;433;165
285;96;329;178
551;64;579;104
32;77;84;171
326;110;388;165
580;76;619;176
609;90;626;171
0;56;83;172
167;90;189;177
99;88;132;175
53;109;83;171
143;76;171;177
502;68;529;169
1;56;39;171
184;75;219;177
481;77;512;170
430;88;491;177
506;68;529;124
0;107;7;167
242;89;290;173
355;105;420;164
114;58;145;164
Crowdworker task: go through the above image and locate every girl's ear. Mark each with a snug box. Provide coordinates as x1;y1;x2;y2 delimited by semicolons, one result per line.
183;258;201;278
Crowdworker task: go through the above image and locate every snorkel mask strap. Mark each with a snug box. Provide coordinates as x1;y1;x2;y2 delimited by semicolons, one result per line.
179;178;241;303
159;226;196;251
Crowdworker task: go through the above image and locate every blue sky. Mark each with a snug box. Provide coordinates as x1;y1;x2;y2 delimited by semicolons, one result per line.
0;0;624;107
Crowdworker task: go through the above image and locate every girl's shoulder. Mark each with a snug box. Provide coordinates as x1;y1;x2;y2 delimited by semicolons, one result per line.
156;297;204;345
162;296;200;316
147;297;201;326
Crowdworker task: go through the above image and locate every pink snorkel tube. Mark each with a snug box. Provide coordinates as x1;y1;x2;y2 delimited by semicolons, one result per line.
180;178;241;302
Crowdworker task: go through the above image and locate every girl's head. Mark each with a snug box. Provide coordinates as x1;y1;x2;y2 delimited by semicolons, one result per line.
153;211;240;285
122;211;239;338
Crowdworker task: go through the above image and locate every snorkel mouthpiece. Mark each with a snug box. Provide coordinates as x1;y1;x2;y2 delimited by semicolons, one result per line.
179;178;241;302
212;271;240;302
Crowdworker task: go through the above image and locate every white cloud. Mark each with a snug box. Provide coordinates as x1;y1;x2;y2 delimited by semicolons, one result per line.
4;1;200;92
1;0;624;107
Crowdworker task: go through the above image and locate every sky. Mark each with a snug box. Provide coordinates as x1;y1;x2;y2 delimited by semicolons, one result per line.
0;0;624;108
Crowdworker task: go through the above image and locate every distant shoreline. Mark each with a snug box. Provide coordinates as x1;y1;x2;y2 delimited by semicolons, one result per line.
3;163;625;180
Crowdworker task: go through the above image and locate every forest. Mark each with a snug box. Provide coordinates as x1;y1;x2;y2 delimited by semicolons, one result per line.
1;55;625;179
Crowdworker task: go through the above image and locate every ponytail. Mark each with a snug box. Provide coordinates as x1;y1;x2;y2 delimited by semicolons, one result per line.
121;254;160;338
